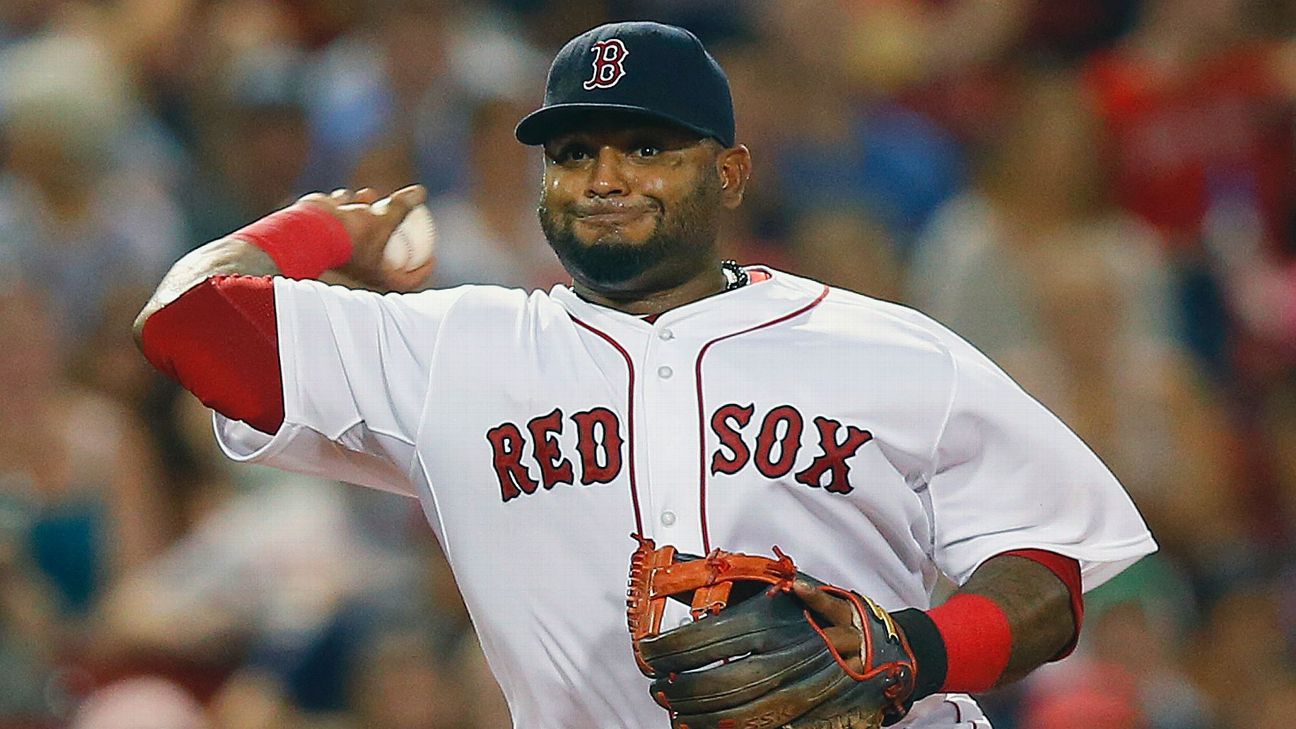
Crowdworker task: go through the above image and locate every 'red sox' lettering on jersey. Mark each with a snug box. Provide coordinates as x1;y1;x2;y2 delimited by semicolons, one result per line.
572;407;624;485
712;405;874;494
795;416;874;494
490;403;874;502
489;407;624;501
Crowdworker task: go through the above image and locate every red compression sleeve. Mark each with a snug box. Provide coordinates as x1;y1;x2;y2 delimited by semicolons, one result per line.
1001;549;1084;658
140;275;285;434
232;203;353;279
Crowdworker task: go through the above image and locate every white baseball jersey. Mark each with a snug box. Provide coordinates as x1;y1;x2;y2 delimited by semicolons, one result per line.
214;267;1156;728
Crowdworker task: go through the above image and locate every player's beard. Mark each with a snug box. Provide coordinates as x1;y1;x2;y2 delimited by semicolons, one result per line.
538;168;722;291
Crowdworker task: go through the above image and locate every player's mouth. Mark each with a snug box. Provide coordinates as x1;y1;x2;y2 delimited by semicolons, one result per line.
573;201;659;227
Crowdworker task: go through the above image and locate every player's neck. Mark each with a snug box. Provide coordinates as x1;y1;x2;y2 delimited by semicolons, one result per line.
572;264;730;317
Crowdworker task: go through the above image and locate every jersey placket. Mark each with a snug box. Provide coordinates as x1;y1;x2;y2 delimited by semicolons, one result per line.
638;321;707;555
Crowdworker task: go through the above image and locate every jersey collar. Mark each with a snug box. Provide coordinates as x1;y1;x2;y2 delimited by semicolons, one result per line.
549;267;828;341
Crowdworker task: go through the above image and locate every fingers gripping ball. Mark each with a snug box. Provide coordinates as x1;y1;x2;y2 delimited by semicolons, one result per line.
373;200;437;272
625;538;919;729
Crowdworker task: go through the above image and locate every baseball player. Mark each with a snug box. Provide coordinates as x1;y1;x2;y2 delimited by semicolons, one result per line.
134;22;1155;729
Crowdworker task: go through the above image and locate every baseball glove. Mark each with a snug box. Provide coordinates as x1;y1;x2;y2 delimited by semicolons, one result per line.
626;537;920;729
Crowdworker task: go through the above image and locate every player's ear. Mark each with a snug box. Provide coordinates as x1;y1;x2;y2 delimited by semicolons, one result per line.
716;144;751;209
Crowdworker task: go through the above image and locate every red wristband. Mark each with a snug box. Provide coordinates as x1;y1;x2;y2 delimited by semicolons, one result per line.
232;203;353;279
928;593;1012;693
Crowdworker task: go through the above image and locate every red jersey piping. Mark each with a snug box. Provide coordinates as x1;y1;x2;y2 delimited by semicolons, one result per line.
569;316;645;538
694;285;830;551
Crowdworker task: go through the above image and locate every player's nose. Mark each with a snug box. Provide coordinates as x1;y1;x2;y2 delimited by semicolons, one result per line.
586;146;629;198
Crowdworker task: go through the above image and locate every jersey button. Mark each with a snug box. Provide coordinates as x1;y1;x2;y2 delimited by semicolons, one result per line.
659;328;675;341
657;365;673;379
660;510;676;526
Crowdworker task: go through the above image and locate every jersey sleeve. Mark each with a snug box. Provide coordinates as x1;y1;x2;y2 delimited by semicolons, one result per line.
925;331;1157;591
214;277;470;497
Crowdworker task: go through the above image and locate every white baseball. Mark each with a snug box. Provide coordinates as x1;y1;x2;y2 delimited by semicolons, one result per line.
374;200;437;272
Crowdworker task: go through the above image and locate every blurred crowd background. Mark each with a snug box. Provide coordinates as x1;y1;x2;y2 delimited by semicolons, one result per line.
0;0;1294;727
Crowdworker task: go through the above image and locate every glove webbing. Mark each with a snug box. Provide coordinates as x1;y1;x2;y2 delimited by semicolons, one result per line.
626;535;799;676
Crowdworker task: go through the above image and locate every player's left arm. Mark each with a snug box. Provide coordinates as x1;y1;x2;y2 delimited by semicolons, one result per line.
860;312;1154;702
795;548;1080;705
786;324;1143;710
932;551;1078;687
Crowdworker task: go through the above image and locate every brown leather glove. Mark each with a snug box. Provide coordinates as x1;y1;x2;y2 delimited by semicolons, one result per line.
626;538;937;729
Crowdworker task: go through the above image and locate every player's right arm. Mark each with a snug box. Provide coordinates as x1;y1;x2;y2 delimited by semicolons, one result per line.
133;186;430;349
133;186;448;495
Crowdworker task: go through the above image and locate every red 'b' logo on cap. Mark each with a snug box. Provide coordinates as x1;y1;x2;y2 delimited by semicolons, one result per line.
583;39;629;90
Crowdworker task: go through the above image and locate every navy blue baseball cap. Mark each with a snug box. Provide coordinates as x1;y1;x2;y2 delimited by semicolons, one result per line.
515;21;735;147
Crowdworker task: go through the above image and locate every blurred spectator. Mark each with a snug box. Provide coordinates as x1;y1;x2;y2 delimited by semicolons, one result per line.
1190;587;1296;729
1084;0;1294;255
183;44;313;245
301;0;466;195
0;519;59;723
71;676;207;729
754;3;964;251
423;98;566;289
910;69;1163;355
1253;679;1296;729
303;0;545;197
457;634;513;728
1203;192;1296;358
0;1;54;47
102;464;401;663
1083;0;1296;384
206;669;301;729
607;0;753;44
1082;567;1214;728
0;31;184;341
99;396;484;720
347;630;470;729
784;207;902;302
0;286;168;620
1260;382;1296;533
1019;660;1146;729
910;68;1166;375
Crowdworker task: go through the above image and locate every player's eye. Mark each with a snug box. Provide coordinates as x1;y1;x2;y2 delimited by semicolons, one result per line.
548;145;591;164
633;144;662;158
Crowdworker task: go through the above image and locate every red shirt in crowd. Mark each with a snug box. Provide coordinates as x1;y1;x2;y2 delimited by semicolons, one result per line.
1084;43;1294;252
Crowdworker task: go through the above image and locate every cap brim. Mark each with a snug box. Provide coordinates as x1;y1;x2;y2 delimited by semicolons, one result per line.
514;103;717;145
